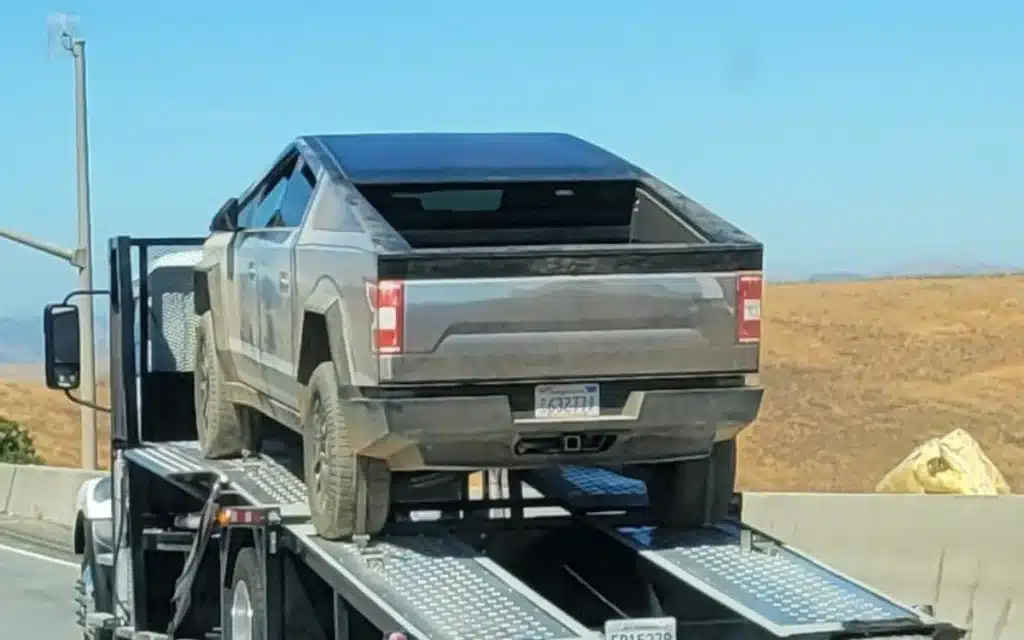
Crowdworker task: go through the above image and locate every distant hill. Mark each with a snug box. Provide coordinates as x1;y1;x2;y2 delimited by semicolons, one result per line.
791;262;1022;285
0;314;108;365
805;271;868;283
0;317;45;364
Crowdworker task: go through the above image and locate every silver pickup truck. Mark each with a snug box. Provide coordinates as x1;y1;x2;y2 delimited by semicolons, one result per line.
194;132;764;540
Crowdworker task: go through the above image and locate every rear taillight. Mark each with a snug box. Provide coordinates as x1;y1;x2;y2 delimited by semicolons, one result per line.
369;280;405;354
736;273;762;343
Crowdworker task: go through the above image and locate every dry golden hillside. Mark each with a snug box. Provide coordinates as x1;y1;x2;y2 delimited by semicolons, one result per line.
738;274;1024;492
2;274;1022;492
0;380;112;467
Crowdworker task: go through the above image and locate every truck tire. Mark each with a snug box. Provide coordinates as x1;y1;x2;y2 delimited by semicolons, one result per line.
645;439;737;528
194;312;259;459
227;548;266;640
302;362;391;540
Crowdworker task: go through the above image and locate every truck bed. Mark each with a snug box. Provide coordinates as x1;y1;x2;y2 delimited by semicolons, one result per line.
356;179;763;385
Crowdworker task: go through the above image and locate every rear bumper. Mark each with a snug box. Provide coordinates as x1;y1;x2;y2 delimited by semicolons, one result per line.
342;385;763;471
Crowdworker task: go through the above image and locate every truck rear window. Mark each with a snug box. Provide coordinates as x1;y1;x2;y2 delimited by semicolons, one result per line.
357;180;638;248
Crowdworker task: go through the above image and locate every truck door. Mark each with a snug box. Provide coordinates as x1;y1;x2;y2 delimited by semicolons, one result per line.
242;168;292;397
229;197;265;391
257;157;317;409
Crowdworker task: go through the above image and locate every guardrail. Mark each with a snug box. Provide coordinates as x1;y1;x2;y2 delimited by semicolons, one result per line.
0;462;103;528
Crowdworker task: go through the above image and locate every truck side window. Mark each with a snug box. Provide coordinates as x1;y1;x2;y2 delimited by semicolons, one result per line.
276;162;317;228
235;195;261;229
236;172;280;229
251;176;288;228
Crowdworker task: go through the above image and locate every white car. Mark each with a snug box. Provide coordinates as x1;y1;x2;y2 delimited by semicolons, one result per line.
73;475;115;629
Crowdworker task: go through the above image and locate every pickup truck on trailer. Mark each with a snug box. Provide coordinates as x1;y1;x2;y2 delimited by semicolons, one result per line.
192;132;766;540
48;235;963;640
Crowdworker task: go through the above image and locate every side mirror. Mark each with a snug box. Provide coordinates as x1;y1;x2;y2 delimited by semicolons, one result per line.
43;303;82;390
210;197;240;233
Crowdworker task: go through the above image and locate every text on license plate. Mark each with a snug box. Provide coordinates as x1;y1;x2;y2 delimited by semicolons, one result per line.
534;383;600;419
604;616;676;640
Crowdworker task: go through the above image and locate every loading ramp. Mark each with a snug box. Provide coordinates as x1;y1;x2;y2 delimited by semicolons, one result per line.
115;440;960;640
525;467;937;638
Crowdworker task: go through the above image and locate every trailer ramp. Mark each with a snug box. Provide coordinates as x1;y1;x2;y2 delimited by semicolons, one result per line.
126;442;595;640
127;440;310;519
525;466;958;640
126;443;957;639
291;524;595;640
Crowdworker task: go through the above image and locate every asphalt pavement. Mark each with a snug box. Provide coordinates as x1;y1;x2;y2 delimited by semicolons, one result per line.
0;526;81;638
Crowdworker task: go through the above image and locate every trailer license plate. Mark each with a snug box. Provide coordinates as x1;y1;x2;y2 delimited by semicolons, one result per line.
534;383;600;419
604;617;676;640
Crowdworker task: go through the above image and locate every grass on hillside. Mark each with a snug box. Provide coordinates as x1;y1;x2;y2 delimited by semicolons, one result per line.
2;274;1022;492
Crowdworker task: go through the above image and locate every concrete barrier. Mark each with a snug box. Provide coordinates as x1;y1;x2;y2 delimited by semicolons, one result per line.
0;464;16;513
743;493;1021;640
0;462;103;529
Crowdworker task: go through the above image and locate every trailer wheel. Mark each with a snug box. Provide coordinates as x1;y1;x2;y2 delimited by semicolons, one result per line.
302;361;391;540
228;548;266;640
194;312;260;459
77;524;113;638
645;439;737;527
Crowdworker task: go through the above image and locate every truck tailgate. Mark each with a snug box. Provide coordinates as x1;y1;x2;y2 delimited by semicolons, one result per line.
375;245;761;384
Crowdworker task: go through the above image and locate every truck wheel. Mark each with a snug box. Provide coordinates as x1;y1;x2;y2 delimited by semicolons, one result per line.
645;439;737;528
302;362;391;540
194;312;259;459
228;548;266;640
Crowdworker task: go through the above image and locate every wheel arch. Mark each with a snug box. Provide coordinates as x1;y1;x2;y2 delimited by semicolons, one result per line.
298;284;351;388
193;268;211;317
221;529;256;590
73;511;86;555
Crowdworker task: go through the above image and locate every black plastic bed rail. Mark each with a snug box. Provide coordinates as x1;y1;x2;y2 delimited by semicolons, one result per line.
377;242;763;279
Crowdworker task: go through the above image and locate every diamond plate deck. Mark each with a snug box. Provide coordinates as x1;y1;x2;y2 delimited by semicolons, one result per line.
294;525;591;640
524;466;648;510
603;522;922;636
126;441;310;519
530;466;931;637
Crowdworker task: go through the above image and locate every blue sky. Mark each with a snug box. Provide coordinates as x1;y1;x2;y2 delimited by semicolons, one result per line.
1;0;1022;314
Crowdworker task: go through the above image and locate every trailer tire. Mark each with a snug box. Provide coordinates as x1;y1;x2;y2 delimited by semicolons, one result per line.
302;362;391;540
78;523;113;638
645;439;737;527
194;312;259;459
228;548;266;640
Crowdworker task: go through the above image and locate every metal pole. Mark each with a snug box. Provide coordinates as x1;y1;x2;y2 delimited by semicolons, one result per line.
72;39;97;471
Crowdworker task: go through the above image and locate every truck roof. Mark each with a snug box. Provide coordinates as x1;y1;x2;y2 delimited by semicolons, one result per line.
306;132;645;183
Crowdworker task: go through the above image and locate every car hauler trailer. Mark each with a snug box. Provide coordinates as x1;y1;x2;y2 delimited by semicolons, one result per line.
57;237;964;640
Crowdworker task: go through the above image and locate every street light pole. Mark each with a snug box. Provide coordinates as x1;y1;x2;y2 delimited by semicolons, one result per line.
0;13;98;470
71;38;98;472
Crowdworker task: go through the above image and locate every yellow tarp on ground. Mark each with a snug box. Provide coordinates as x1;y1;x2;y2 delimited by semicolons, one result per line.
876;428;1012;495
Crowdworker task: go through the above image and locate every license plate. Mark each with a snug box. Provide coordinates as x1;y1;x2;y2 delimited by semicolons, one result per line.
604;616;676;640
534;383;600;419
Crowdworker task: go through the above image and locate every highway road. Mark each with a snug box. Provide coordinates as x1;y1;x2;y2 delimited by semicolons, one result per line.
0;532;80;638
